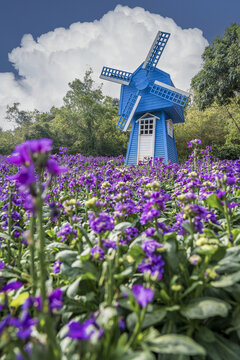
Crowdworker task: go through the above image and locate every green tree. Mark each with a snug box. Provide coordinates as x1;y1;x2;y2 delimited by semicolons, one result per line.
191;23;240;133
175;104;228;162
5;102;33;126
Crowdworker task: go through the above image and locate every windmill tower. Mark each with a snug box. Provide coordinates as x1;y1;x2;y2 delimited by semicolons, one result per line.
100;31;189;165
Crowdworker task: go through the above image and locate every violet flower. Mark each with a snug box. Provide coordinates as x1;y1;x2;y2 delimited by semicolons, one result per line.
132;284;154;307
0;281;22;293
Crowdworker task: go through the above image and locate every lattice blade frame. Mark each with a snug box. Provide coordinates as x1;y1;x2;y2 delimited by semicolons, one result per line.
100;66;132;85
117;94;141;132
150;81;189;107
142;31;170;72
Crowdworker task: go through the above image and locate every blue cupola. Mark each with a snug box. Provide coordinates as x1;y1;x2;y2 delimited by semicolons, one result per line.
100;31;189;165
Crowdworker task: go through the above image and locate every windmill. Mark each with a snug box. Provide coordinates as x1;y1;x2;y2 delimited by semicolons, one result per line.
100;31;190;165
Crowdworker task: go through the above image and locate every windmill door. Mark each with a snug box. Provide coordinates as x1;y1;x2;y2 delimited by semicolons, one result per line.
137;116;156;163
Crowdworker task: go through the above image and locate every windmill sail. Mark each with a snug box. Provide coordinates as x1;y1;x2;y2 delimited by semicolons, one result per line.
117;94;141;131
100;66;132;85
150;80;189;106
142;31;170;72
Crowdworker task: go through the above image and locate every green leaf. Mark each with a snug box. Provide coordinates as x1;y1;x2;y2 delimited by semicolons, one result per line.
56;250;78;264
114;222;132;232
206;194;224;211
122;352;155;360
114;267;134;280
147;334;206;356
181;281;203;299
214;334;240;360
10;292;29;307
47;242;68;250
66;272;97;298
181;297;230;319
127;310;166;332
127;245;145;264
164;239;179;273
66;277;81;298
211;270;240;287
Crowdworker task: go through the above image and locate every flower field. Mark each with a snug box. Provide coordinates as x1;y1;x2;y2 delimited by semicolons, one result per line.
1;139;240;360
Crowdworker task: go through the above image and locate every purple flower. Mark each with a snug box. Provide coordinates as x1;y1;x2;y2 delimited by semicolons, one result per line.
10;312;38;339
142;239;163;255
226;176;236;185
26;138;53;154
0;281;22;293
145;227;155;237
89;212;115;234
187;139;202;148
0;314;11;335
132;284;154;307
138;240;165;280
91;246;105;260
68;319;96;340
9;164;36;186
46;159;68;176
53;260;62;274
102;239;117;250
0;261;5;270
57;223;76;242
8;143;32;166
48;288;63;311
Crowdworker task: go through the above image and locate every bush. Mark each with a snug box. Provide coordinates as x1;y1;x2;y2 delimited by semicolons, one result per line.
212;144;240;160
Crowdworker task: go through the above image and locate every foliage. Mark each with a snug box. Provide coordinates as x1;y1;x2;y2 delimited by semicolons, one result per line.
191;23;240;109
212;143;240;160
0;139;240;359
1;70;128;157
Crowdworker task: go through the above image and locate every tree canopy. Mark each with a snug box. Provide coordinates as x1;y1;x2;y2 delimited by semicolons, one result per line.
191;23;240;110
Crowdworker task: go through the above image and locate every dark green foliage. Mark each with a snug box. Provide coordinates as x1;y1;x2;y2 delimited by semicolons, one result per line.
191;23;240;110
212;144;240;160
0;70;128;157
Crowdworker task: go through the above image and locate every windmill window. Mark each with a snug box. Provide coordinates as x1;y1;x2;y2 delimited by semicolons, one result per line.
167;119;173;138
138;117;156;135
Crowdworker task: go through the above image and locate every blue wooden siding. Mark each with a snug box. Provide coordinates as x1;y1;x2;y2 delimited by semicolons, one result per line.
154;112;167;161
125;121;139;165
166;131;178;163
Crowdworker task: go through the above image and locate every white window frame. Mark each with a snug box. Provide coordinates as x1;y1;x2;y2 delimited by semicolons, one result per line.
166;119;173;138
137;113;158;164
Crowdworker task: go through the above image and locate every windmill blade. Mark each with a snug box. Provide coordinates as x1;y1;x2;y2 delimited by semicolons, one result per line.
150;80;190;106
117;94;141;131
142;31;170;71
100;66;132;85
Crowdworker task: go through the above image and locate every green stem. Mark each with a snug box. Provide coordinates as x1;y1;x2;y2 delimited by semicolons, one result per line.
36;186;47;307
36;182;61;360
7;191;12;263
223;196;231;239
30;214;37;296
127;306;147;348
107;253;114;306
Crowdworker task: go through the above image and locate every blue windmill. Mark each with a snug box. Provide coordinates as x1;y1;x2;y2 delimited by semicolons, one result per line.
100;31;190;165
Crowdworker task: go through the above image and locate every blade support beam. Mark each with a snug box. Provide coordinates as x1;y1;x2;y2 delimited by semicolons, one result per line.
117;94;141;131
100;66;132;85
150;80;189;106
143;31;170;71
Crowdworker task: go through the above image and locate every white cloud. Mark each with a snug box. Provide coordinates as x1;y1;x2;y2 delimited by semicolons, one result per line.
0;5;208;129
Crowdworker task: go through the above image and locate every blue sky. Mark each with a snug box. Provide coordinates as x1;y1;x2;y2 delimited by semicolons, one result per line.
0;0;239;73
0;0;239;128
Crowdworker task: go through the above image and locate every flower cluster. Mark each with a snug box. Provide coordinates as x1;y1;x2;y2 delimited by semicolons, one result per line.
138;239;165;280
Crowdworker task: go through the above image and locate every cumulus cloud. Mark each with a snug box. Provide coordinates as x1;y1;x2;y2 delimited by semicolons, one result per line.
0;5;208;129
